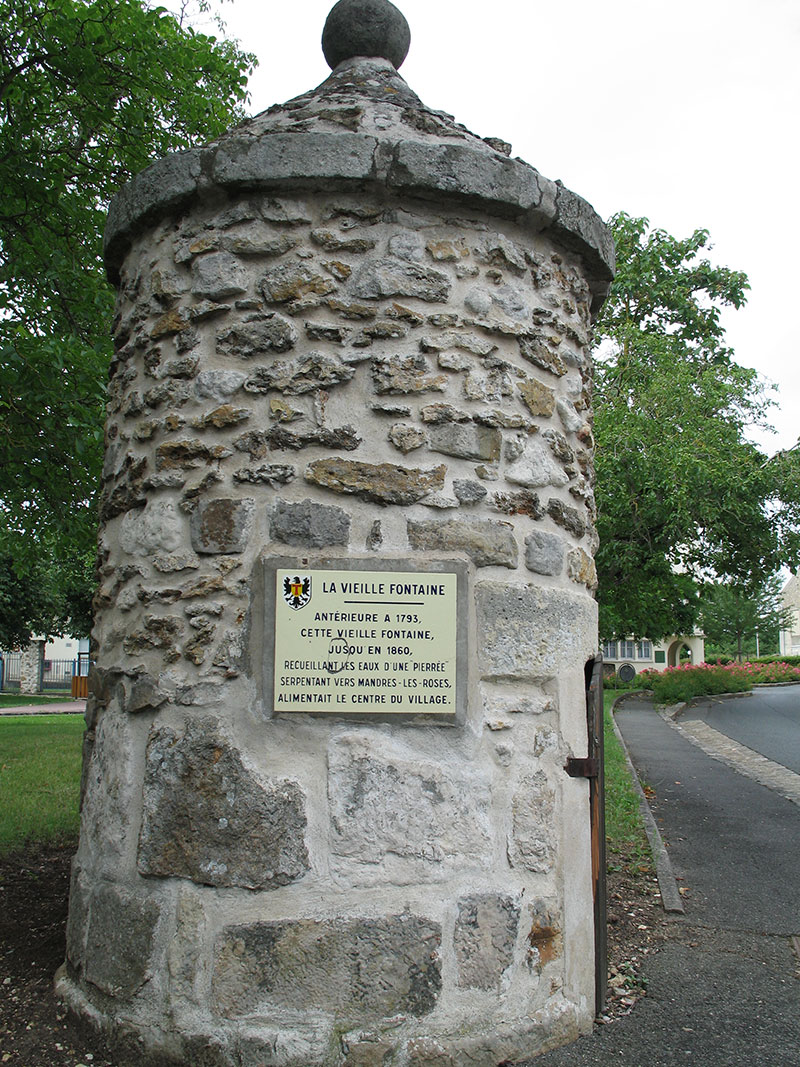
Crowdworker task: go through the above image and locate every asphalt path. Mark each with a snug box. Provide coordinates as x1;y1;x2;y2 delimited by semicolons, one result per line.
529;698;800;1067
682;685;800;774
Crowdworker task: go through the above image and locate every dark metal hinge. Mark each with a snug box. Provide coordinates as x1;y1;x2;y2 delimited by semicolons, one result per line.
565;757;599;778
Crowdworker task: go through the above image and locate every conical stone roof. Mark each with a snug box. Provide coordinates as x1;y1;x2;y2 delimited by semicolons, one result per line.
104;2;613;310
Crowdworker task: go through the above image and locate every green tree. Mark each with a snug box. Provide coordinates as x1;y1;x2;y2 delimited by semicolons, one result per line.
700;576;791;661
0;0;254;641
594;214;800;640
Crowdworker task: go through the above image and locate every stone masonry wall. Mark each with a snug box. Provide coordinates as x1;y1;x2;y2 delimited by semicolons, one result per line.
60;183;601;1066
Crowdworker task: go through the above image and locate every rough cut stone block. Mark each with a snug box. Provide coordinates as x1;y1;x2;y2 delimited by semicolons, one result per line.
270;498;351;547
125;675;168;714
518;378;556;417
454;894;520;988
476;233;528;275
216;316;297;358
547;498;586;538
350;258;451;303
260;263;337;304
305;458;445;505
452;479;487;504
192;252;249;301
510;772;556;873
83;883;160;999
190;498;255;554
428;422;501;462
491;489;544;519
264;425;360;452
221;227;297;258
518;335;567;377
464;364;516;403
476;581;597;679
212;914;441;1020
372;355;446;395
244;354;355;395
138;719;309;889
388;423;427;453
408;518;517;568
155;439;232;471
328;735;491;871
233;464;295;486
568;546;597;589
311;228;376;253
525;530;565;576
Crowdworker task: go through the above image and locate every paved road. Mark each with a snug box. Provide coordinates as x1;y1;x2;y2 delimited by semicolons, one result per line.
683;685;800;774
529;698;800;1067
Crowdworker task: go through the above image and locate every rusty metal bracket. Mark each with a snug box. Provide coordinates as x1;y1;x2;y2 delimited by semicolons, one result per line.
565;756;599;778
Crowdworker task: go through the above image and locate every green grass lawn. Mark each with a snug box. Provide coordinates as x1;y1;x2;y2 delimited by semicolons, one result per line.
0;714;84;852
603;692;652;866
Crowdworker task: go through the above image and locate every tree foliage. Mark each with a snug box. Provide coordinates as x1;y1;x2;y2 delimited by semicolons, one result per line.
594;214;800;640
700;577;791;662
0;0;254;641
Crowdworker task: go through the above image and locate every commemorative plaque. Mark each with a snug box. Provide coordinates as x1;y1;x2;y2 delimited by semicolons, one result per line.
267;559;466;719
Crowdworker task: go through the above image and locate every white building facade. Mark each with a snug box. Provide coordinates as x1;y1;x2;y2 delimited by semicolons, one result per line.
602;634;706;680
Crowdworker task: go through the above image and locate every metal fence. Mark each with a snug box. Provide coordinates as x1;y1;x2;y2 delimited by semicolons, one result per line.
0;654;91;692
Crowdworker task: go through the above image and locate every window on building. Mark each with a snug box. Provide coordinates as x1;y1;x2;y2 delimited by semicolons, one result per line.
637;641;652;659
602;641;618;659
620;640;636;659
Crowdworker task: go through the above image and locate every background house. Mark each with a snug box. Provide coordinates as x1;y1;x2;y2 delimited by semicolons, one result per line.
602;634;706;681
0;635;90;692
780;571;800;656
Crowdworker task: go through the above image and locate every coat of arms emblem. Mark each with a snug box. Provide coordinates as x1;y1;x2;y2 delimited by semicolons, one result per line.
283;574;312;610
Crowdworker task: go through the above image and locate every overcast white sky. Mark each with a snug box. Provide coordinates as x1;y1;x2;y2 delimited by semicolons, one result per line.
220;0;799;455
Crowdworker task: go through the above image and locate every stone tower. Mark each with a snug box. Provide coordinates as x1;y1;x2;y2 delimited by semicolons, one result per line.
58;1;614;1062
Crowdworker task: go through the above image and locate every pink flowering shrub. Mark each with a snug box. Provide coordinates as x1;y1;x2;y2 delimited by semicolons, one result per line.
638;659;800;705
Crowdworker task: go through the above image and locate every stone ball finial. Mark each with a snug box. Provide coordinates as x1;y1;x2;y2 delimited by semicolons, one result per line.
322;0;411;70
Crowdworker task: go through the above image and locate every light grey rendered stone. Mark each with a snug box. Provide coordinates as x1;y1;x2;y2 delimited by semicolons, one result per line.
388;141;545;217
506;439;571;489
138;719;309;889
428;422;501;462
270;498;351;547
407;518;517;568
212;132;378;186
328;734;490;870
510;772;557;873
476;581;597;680
120;500;184;556
195;369;247;400
212;914;441;1019
454;894;520;989
191;252;249;301
83;883;161;999
190;497;255;554
524;530;565;576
